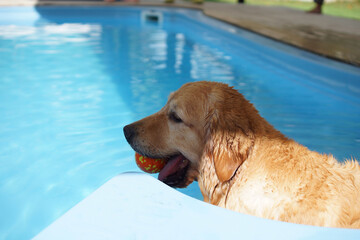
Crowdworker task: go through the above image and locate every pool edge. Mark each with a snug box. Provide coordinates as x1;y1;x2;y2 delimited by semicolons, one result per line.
33;172;360;240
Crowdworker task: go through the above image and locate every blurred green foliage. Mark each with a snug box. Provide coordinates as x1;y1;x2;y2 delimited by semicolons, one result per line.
204;0;360;20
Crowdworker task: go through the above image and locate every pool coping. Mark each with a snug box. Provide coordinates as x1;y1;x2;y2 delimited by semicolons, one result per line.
1;0;360;67
33;172;360;240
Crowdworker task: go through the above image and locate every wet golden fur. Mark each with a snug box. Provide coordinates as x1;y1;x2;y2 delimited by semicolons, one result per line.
127;81;360;228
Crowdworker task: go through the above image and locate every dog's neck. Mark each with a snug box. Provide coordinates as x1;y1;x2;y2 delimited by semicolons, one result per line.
198;149;244;206
198;123;288;206
198;155;247;206
198;154;226;205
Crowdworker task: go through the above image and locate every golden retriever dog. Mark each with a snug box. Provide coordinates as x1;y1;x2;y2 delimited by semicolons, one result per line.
123;81;360;228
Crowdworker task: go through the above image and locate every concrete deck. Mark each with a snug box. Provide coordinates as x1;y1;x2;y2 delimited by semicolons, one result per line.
1;0;359;66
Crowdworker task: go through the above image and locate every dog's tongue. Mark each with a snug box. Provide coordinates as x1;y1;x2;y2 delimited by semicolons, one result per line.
158;155;188;182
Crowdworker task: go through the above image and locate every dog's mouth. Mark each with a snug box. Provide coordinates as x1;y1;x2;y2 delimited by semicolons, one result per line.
158;154;190;188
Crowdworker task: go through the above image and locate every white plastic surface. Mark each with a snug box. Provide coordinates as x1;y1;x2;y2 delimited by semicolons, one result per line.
34;172;360;240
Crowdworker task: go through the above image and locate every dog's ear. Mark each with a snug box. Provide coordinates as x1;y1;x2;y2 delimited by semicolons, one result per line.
204;98;254;183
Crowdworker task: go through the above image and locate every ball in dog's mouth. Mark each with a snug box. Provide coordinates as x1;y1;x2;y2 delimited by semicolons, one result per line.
158;154;190;188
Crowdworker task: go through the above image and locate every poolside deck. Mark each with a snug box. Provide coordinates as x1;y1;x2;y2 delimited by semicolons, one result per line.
34;173;360;240
1;0;360;66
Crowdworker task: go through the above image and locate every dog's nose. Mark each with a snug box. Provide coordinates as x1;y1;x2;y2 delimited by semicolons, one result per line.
123;124;135;144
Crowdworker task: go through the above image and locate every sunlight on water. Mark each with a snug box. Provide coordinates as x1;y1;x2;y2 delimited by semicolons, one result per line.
0;7;359;240
0;22;136;239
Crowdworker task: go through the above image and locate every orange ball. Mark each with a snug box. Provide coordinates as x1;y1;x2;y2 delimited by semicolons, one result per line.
135;152;166;173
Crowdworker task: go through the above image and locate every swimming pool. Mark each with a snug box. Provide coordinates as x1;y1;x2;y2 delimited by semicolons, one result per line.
0;6;359;239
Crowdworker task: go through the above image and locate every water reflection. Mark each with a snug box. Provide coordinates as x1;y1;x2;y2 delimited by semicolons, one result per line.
0;23;133;240
96;23;239;117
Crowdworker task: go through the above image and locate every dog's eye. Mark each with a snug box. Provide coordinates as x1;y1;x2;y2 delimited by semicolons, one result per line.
169;112;183;123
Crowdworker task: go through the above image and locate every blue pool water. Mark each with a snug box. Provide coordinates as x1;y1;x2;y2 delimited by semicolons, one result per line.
0;6;359;239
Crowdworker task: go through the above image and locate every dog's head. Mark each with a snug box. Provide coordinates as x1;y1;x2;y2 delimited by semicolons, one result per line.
123;81;263;188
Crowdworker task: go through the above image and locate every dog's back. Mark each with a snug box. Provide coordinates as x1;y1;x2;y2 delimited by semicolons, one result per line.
216;137;360;228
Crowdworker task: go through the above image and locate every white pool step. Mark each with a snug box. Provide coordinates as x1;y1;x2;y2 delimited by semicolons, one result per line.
34;172;360;240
